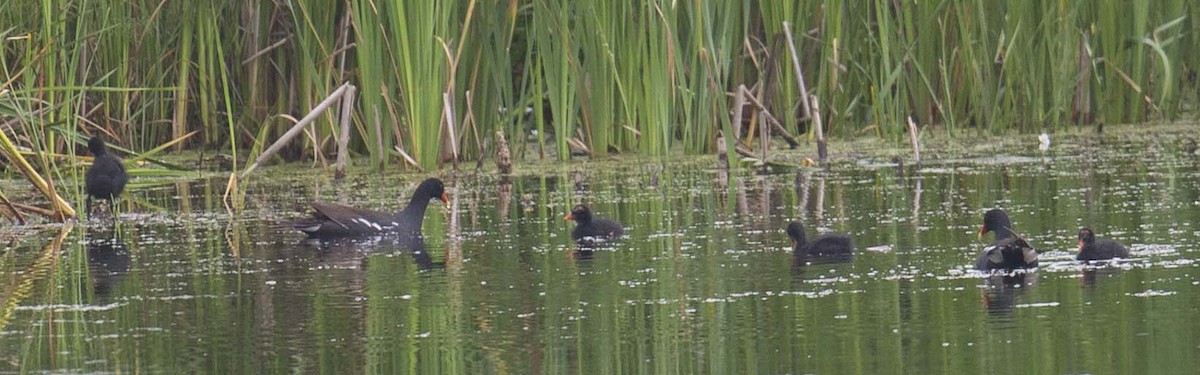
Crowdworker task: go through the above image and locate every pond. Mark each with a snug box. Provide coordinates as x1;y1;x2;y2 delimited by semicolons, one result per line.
2;129;1200;374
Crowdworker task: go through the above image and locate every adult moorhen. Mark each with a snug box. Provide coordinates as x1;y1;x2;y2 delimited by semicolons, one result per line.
85;136;128;217
564;204;623;244
786;221;853;257
975;208;1038;271
1076;227;1130;261
293;178;448;239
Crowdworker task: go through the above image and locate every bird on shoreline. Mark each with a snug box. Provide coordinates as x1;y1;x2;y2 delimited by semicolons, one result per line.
85;136;128;218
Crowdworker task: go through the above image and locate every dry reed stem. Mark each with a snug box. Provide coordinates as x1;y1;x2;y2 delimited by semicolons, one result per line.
242;82;352;177
810;95;826;161
334;85;356;180
783;22;812;122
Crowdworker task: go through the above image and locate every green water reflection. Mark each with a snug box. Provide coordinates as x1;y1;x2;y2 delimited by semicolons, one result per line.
2;134;1199;374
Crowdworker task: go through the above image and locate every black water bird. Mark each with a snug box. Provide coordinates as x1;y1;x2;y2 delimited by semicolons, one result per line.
975;208;1038;271
85;136;128;217
786;221;854;259
1076;227;1130;261
293;178;448;240
564;204;623;244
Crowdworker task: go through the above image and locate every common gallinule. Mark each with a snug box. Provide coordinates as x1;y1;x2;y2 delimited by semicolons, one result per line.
85;136;128;216
294;178;448;239
975;208;1038;271
786;221;853;256
1076;227;1129;261
564;204;623;244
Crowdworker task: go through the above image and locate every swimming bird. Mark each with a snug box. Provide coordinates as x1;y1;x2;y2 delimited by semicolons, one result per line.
1076;227;1130;261
85;136;128;217
975;208;1038;271
293;178;448;239
786;221;853;257
564;204;623;244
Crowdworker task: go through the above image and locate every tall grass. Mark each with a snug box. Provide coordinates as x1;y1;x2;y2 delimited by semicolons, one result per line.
532;0;575;160
0;0;1196;179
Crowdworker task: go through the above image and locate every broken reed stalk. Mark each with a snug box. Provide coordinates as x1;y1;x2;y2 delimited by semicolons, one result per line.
754;76;769;160
334;85;356;180
0;131;75;220
223;172;239;214
759;96;769;161
443;91;459;169
241;35;292;66
731;85;747;148
495;130;512;174
8;202;57;217
1071;31;1093;124
0;189;28;224
734;144;756;158
241;82;352;177
376;103;415;170
720;85;748;163
738;86;799;148
464;90;483;159
907;116;921;164
566;132;590;156
393;145;424;172
810;95;827;161
726;85;758;159
716;130;729;169
783;22;812;122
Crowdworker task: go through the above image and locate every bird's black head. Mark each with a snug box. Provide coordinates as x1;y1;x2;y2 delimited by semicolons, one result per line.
979;208;1013;240
415;178;448;205
786;221;807;246
564;204;592;223
1078;227;1096;248
88;136;109;156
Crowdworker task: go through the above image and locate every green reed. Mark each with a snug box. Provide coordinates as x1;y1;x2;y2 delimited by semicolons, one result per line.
532;0;575;160
576;2;616;157
0;0;1196;179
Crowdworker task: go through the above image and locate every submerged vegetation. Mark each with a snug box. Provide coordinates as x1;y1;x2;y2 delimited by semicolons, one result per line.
0;1;1197;219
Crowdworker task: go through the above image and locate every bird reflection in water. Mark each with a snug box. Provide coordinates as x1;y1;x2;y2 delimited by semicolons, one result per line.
298;235;444;271
1080;267;1122;289
981;272;1038;316
87;230;131;299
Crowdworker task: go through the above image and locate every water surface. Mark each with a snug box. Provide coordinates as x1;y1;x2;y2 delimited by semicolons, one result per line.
2;131;1199;374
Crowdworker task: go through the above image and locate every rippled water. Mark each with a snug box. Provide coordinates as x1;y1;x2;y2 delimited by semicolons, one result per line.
2;131;1200;374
